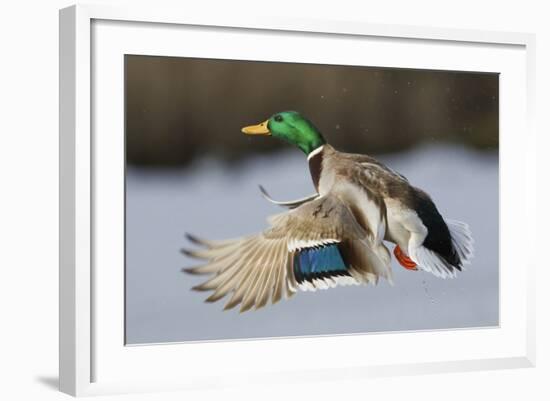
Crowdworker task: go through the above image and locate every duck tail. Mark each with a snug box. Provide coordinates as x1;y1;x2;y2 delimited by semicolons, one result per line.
411;219;474;279
445;219;475;267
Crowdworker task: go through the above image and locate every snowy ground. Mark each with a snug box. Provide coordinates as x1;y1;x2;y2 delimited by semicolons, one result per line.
125;145;498;344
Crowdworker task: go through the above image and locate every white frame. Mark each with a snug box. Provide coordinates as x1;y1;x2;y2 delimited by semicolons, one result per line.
59;4;536;397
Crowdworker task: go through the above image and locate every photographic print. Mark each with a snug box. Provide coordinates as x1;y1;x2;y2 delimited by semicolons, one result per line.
125;55;498;344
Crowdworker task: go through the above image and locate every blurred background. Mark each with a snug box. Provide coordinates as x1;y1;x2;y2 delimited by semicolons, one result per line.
126;55;498;167
125;55;499;345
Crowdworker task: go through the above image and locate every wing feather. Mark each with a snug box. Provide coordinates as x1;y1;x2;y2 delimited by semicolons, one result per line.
237;241;280;312
270;247;286;305
256;242;286;309
191;238;262;291
247;241;277;310
183;237;258;275
183;194;391;311
258;185;319;209
219;242;273;309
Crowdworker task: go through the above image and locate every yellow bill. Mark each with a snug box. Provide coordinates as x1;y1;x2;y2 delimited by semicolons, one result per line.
241;120;270;135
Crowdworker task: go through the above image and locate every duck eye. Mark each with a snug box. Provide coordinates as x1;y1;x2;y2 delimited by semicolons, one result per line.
274;115;283;122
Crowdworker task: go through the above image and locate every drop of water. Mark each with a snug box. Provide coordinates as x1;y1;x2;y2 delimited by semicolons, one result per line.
421;279;436;306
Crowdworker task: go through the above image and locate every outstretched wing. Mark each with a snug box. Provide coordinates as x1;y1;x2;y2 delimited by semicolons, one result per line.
182;195;392;312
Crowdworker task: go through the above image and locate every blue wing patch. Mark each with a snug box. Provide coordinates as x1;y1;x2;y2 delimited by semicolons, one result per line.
293;244;350;284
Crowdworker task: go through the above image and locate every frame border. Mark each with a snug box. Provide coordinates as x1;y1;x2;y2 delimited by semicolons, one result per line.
59;4;536;396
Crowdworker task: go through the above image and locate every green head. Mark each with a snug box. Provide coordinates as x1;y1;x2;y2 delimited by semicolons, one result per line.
241;111;326;155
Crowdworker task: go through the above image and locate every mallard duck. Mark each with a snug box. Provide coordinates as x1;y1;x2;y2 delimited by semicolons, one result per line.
182;111;474;312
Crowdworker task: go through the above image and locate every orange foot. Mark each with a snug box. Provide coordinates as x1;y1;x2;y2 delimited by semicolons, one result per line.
394;246;418;270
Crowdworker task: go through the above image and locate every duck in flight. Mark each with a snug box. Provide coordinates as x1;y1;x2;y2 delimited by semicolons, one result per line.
182;111;474;312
